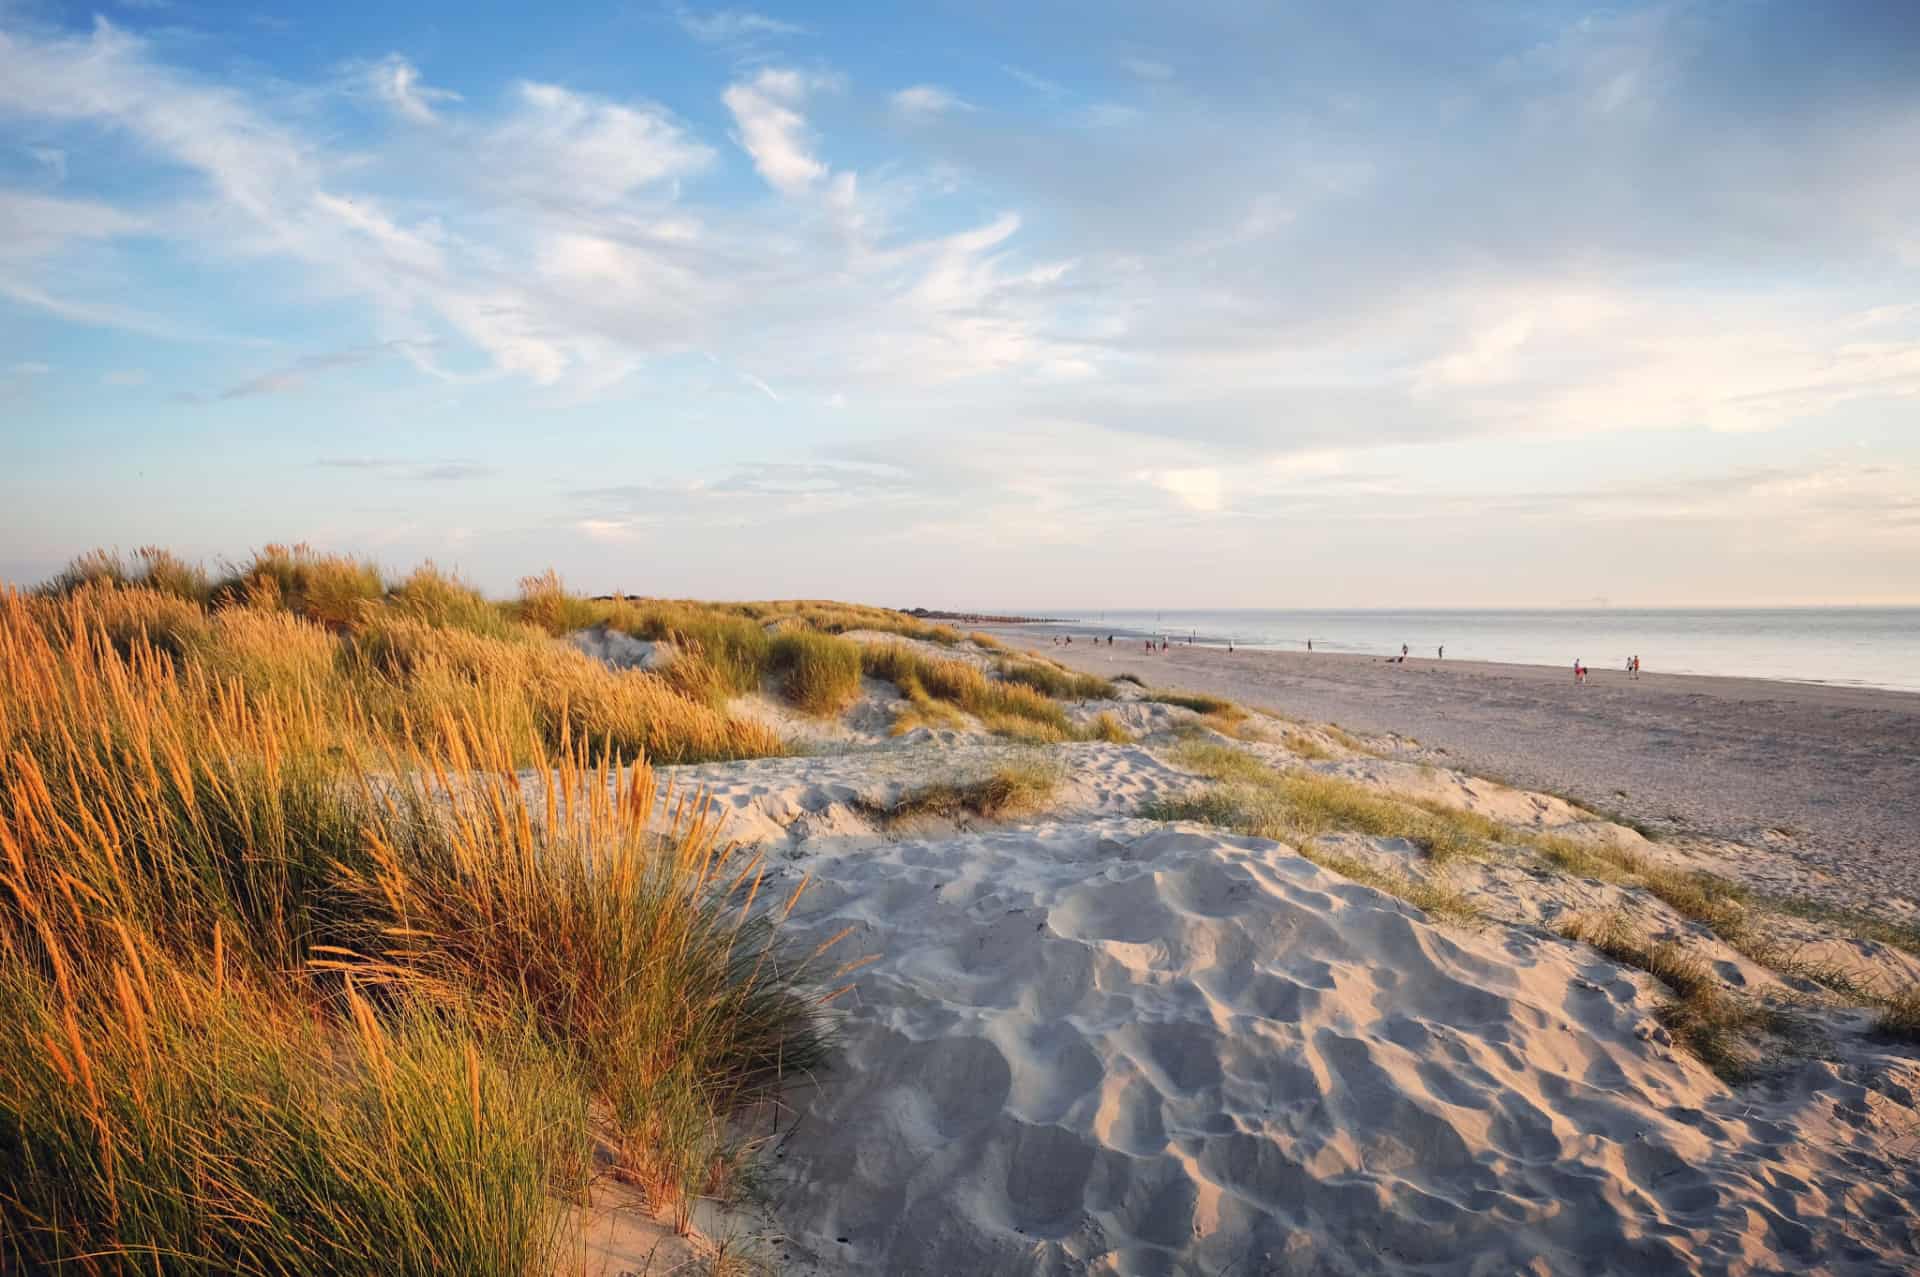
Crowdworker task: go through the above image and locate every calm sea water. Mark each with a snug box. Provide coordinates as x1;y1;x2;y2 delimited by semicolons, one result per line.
1025;609;1920;693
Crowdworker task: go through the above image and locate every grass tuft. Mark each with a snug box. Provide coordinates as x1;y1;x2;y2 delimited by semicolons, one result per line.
1877;987;1920;1042
0;575;836;1265
1148;688;1237;715
215;543;387;627
769;630;864;715
1556;911;1781;1081
994;655;1115;700
859;759;1062;826
862;642;1071;741
1081;712;1135;744
1161;743;1491;863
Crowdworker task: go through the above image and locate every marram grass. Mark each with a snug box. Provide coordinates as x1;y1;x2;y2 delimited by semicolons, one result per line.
0;582;842;1270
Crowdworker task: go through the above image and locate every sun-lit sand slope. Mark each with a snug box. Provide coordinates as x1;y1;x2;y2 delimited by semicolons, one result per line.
644;735;1920;1275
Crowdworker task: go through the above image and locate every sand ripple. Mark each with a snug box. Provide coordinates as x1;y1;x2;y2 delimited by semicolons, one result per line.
765;818;1920;1274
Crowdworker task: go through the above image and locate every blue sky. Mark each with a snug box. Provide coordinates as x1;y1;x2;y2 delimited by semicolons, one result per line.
3;0;1918;607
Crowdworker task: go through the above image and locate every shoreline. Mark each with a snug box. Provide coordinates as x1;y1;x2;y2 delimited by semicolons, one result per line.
1012;621;1920;698
987;622;1920;903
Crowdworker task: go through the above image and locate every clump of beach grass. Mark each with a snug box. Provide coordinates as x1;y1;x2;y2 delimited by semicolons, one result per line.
513;567;605;637
862;642;1072;741
1556;911;1783;1080
1756;895;1920;959
0;578;839;1264
1877;987;1920;1042
859;758;1062;826
39;545;215;603
994;655;1115;701
770;630;864;715
1140;746;1485;923
1160;742;1493;863
1148;688;1238;715
1281;730;1337;761
1081;712;1135;744
213;543;387;627
1139;782;1477;923
386;562;525;641
323;732;838;1215
0;956;592;1277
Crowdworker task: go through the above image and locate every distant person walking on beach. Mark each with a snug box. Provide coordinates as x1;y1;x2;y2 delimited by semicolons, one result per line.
1631;654;1641;679
1574;658;1586;685
1401;643;1409;659
1307;640;1313;652
1438;645;1444;659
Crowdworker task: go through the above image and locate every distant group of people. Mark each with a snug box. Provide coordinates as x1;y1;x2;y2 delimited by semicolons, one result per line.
1048;632;1252;654
1044;631;1642;680
1574;654;1642;684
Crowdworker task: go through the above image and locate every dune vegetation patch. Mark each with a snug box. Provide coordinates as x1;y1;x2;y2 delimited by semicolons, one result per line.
1147;688;1238;716
993;654;1115;701
1139;780;1478;924
856;759;1063;827
1556;912;1787;1081
1878;987;1920;1042
770;630;865;715
0;563;852;1270
1159;742;1499;863
861;642;1074;741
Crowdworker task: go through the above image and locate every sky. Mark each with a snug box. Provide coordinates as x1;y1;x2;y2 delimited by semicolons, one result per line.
2;0;1918;609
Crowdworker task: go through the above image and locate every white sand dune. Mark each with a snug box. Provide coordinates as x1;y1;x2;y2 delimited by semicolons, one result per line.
560;633;1920;1273
747;805;1920;1275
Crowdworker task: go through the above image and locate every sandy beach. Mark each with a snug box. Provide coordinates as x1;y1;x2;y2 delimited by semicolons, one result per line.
13;569;1920;1275
592;629;1920;1274
989;631;1920;911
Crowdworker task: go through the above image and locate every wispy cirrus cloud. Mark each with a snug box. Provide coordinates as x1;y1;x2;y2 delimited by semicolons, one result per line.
360;53;460;123
891;85;973;120
672;6;806;45
316;457;494;481
3;5;1920;604
722;67;838;197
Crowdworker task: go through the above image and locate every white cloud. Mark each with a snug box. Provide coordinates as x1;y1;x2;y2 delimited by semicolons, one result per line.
891;85;973;120
364;54;460;123
102;368;147;385
495;81;713;206
674;7;806;44
722;67;833;196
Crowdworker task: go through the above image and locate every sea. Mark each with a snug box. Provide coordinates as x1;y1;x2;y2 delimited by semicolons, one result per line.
1021;608;1920;694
